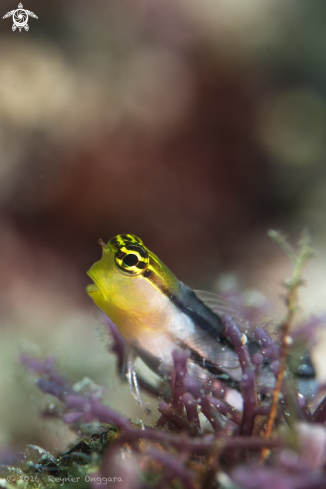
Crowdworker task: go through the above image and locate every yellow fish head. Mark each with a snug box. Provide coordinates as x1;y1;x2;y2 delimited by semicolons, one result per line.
87;234;180;341
87;233;148;304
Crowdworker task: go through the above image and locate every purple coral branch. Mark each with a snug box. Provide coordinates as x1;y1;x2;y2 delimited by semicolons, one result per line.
183;373;203;399
169;348;235;432
171;349;189;412
84;397;134;431
199;395;224;432
221;315;252;371
24;355;286;453
36;379;73;401
22;350;292;489
207;395;241;425
62;394;134;432
239;367;257;436
182;393;201;429
20;355;69;386
62;412;84;424
253;327;280;361
209;379;226;399
104;316;125;372
221;316;257;436
22;355;134;433
158;401;197;435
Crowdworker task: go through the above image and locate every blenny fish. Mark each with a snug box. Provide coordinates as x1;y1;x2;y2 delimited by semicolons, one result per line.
87;234;315;402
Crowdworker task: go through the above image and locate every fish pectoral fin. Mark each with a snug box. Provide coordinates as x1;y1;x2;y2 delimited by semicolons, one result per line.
193;290;248;329
186;338;241;371
187;359;242;388
126;349;151;414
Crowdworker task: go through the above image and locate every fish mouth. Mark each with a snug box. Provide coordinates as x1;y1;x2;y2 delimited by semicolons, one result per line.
86;274;109;311
86;264;108;301
86;283;99;294
86;258;110;303
86;276;101;300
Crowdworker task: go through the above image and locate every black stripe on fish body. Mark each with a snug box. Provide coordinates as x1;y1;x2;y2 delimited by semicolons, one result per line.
170;294;232;346
173;282;235;347
143;269;235;348
143;267;226;339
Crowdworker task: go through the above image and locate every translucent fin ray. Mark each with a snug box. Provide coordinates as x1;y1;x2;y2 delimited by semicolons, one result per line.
193;290;249;329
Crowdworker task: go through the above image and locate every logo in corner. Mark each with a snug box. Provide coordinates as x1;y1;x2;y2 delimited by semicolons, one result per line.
3;3;38;32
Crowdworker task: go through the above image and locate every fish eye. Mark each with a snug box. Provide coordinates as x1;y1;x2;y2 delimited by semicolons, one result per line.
122;253;138;267
115;244;149;274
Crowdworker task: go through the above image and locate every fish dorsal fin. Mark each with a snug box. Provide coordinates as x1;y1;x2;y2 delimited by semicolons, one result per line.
193;290;249;330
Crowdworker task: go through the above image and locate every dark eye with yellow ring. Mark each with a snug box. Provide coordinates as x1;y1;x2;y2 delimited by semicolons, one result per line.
115;244;149;274
122;254;138;267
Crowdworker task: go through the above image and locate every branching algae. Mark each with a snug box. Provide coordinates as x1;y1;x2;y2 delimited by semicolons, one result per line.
1;231;326;489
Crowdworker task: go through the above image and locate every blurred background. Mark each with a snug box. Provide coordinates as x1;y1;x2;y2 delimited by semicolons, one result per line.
1;0;326;457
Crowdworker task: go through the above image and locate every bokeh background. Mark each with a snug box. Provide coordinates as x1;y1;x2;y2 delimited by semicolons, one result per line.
1;0;326;457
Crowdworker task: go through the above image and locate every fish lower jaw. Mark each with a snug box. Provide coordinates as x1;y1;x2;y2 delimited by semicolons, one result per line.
86;284;99;293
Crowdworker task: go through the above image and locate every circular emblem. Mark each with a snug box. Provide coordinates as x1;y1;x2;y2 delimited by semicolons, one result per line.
13;8;29;31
